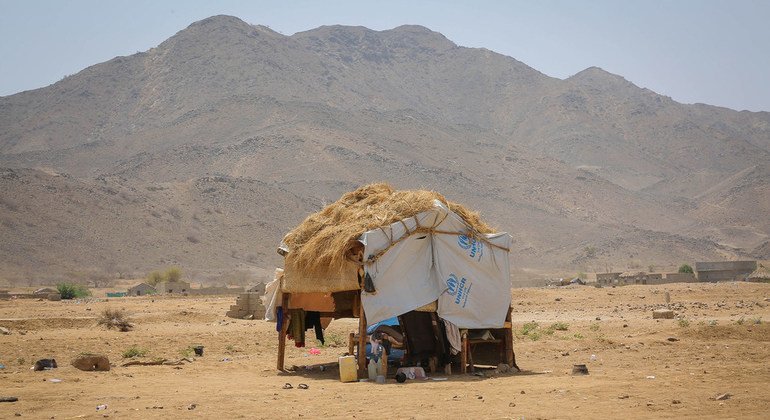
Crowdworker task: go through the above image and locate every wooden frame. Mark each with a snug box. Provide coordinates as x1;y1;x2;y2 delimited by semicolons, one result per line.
277;290;368;379
460;307;516;373
277;292;291;371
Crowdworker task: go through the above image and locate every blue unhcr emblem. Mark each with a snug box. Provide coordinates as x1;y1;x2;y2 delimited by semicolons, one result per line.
446;274;458;296
445;273;472;308
457;234;484;261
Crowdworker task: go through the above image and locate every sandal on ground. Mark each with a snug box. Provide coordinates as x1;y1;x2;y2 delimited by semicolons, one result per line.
282;383;293;389
298;383;309;389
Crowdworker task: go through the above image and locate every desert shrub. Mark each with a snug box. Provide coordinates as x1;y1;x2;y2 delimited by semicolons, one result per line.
56;283;91;299
678;264;694;274
321;331;345;348
589;323;600;331
520;321;539;336
550;322;570;331
97;308;133;332
528;331;542;341
122;345;147;358
146;266;183;285
179;346;195;358
678;319;690;328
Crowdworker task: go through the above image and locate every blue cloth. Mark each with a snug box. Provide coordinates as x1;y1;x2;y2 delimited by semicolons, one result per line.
275;306;283;332
366;316;399;335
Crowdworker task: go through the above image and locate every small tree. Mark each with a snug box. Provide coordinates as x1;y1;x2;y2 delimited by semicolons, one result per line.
146;266;183;285
165;266;182;283
678;264;694;274
146;271;163;286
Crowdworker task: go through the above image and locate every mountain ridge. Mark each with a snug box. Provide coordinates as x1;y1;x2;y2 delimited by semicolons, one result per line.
0;15;767;282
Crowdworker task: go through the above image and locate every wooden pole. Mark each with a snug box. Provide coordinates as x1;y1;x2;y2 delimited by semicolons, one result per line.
357;292;367;377
460;330;468;374
277;292;290;371
504;306;515;368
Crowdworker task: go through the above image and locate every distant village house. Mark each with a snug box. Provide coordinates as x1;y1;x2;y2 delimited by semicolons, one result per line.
127;283;156;296
155;281;191;294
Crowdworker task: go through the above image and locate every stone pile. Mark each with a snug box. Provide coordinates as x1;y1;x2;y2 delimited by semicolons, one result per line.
226;292;266;320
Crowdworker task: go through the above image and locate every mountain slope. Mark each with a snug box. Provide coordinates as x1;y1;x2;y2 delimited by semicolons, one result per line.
0;15;767;281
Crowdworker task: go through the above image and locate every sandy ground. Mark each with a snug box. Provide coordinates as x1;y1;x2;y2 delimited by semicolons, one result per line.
1;282;769;419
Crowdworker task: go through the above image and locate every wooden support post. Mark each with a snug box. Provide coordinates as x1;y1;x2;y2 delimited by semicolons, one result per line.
505;306;516;369
460;330;468;374
277;292;291;371
357;293;367;378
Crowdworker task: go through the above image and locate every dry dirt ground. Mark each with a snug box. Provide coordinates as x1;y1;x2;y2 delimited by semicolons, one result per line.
1;282;769;419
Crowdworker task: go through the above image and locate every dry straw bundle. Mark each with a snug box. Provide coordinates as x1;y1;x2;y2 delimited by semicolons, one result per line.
281;183;495;276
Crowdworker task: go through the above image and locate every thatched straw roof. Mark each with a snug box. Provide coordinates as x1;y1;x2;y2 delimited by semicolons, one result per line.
280;183;495;276
748;264;770;280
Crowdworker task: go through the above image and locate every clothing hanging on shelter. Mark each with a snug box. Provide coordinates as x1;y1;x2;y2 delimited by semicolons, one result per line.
288;309;306;347
287;309;325;347
305;311;324;345
442;319;462;355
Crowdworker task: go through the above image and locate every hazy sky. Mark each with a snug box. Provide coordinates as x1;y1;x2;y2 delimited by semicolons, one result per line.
1;0;768;111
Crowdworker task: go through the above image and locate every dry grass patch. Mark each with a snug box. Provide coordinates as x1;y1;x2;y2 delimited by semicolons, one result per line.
97;308;133;332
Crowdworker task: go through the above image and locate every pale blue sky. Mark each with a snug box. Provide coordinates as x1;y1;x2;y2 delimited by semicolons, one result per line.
1;0;768;111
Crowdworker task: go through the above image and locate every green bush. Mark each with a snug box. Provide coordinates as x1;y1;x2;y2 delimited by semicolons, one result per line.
520;321;539;336
165;266;182;282
179;346;195;358
678;264;694;274
56;283;91;299
122;345;147;358
550;322;570;331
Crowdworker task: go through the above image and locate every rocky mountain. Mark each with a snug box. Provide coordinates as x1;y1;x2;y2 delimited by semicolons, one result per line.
1;15;768;283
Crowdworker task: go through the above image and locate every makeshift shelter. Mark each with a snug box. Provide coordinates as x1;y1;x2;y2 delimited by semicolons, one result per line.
747;264;770;282
267;183;516;377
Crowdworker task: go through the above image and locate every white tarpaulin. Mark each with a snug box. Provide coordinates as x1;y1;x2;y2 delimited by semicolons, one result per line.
360;200;511;328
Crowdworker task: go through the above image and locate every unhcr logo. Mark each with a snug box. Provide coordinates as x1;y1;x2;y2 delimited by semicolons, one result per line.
445;273;472;308
457;234;484;261
446;274;459;296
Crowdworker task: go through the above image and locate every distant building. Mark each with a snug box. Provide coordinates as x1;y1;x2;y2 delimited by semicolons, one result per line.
188;286;244;295
156;281;191;294
33;287;58;296
591;272;623;285
662;272;697;283
618;272;663;285
247;282;266;295
695;261;757;282
127;283;156;296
